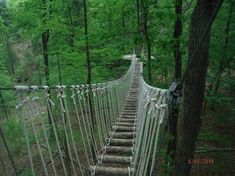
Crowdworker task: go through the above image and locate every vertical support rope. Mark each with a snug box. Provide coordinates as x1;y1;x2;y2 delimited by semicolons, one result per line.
44;86;68;176
24;88;49;176
57;86;77;176
59;86;85;176
8;54;169;176
132;60;169;176
71;85;90;168
15;86;36;176
31;86;58;176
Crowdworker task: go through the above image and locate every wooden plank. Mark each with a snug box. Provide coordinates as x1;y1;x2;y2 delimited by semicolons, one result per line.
113;126;135;132
116;122;135;127
91;166;133;176
99;155;131;164
105;146;133;154
110;138;133;146
110;132;135;139
117;118;137;123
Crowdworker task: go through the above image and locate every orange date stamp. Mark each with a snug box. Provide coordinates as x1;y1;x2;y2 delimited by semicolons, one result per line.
188;158;214;165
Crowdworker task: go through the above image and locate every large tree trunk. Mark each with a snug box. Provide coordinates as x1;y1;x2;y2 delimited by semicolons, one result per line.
173;1;223;176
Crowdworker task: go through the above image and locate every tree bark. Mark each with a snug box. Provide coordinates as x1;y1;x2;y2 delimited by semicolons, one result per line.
37;63;42;85
6;39;15;75
166;1;182;171
41;0;54;144
173;1;223;176
136;0;141;57
83;0;96;163
173;0;183;80
143;8;152;84
66;0;75;49
41;0;50;87
122;15;125;38
42;30;50;86
83;0;91;85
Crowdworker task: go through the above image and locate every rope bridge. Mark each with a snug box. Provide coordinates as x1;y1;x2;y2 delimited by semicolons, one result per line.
1;55;168;176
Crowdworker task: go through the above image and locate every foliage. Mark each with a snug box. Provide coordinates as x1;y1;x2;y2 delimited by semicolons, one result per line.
3;0;135;86
3;117;26;153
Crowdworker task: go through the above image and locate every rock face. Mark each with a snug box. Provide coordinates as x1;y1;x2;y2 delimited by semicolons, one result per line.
90;62;141;176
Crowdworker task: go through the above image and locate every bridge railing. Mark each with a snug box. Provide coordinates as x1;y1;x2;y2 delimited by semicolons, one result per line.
132;61;169;176
0;55;137;176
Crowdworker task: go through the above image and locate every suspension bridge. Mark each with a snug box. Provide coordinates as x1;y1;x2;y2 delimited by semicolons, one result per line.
0;54;169;176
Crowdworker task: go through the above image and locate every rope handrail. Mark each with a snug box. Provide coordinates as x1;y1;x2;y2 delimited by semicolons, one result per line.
0;54;136;91
131;60;169;176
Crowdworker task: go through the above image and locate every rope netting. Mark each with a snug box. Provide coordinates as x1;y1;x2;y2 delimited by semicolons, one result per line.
0;54;169;176
2;55;135;176
132;62;168;176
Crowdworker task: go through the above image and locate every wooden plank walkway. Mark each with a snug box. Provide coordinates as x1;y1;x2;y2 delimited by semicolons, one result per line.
92;62;140;176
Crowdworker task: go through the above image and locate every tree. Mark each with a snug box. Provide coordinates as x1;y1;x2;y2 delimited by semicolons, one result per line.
83;0;91;85
142;0;152;84
173;0;182;80
0;17;11;88
203;0;234;113
41;0;50;87
135;0;141;57
173;0;223;175
0;0;15;75
167;0;182;170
